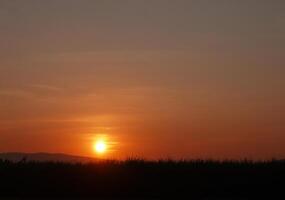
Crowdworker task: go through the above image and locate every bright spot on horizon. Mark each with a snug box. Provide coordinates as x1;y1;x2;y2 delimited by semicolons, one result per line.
94;140;107;154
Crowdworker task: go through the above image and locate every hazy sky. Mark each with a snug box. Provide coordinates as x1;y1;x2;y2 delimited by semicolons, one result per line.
0;0;285;159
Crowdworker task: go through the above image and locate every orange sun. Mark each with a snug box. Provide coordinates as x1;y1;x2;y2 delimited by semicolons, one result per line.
94;140;107;154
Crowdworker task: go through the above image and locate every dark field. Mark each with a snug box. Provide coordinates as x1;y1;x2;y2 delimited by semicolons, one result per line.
0;159;284;199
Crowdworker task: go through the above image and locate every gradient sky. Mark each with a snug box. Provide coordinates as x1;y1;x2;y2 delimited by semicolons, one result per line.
0;0;285;159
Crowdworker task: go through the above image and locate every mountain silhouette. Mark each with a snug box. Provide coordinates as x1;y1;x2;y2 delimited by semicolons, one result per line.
0;152;97;163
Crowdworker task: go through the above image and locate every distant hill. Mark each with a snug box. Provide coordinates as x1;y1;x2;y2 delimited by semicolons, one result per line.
0;152;97;163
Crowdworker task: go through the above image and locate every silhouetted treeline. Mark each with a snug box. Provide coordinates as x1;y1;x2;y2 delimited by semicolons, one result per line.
0;159;284;199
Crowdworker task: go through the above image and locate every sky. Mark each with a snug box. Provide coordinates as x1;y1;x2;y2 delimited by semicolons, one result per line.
0;0;285;159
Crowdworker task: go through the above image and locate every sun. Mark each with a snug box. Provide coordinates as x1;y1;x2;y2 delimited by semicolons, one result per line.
94;140;107;154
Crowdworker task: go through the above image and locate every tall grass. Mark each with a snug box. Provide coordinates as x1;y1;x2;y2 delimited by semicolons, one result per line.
0;158;284;198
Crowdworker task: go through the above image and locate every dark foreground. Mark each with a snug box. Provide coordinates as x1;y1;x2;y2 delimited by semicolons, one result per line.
0;159;284;199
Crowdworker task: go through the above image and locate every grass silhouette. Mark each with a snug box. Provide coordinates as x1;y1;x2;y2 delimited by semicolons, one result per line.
0;158;284;198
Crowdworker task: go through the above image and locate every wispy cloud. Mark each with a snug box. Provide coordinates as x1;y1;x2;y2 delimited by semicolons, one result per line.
0;84;64;105
0;89;34;98
28;84;63;92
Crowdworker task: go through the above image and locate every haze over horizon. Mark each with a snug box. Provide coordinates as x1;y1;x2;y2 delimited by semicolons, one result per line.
0;0;285;160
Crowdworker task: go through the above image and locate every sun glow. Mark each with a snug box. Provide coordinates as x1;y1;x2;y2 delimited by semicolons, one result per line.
94;140;107;154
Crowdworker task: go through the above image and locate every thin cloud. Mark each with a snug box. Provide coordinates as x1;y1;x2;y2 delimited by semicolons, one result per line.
28;84;63;92
0;89;34;98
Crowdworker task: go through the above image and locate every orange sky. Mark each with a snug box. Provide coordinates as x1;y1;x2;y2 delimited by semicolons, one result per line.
0;0;285;159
